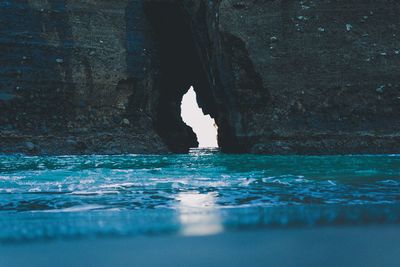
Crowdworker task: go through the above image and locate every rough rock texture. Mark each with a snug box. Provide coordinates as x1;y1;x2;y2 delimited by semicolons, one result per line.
183;0;400;154
1;0;400;155
0;0;167;154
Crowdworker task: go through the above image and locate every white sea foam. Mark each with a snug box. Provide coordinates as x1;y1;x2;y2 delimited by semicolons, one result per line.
34;204;105;213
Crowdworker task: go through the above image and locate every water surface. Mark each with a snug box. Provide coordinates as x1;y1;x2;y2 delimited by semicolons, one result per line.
1;149;399;241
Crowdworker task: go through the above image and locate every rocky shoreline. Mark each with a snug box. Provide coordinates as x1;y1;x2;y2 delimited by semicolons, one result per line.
0;131;168;155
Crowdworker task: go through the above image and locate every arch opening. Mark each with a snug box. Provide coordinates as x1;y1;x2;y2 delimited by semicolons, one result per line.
144;0;219;153
144;0;242;153
181;87;218;148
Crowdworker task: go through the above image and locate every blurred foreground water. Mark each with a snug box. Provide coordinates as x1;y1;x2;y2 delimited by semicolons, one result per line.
0;149;399;242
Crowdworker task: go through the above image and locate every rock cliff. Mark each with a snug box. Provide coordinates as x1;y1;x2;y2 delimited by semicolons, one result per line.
0;0;168;154
1;0;399;154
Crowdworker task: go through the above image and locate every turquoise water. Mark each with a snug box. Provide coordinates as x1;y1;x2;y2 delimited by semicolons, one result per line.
1;149;400;241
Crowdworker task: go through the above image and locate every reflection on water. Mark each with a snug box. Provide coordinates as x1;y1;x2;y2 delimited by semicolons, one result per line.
177;192;222;236
0;150;400;241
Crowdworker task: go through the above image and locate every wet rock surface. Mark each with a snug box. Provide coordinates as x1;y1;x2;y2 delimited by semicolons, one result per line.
1;0;399;155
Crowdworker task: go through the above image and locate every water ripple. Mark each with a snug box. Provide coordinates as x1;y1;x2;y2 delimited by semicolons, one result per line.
0;151;400;241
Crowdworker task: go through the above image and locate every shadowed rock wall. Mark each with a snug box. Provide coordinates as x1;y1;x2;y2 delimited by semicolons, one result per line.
1;0;399;154
0;0;167;154
183;0;400;154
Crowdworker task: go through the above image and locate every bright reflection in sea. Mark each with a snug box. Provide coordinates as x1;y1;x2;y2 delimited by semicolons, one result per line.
1;152;400;241
176;192;223;236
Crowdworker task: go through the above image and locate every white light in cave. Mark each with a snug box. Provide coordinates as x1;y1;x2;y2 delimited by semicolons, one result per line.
181;87;218;148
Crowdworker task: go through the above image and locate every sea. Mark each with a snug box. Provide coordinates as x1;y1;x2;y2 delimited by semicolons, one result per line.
1;149;399;242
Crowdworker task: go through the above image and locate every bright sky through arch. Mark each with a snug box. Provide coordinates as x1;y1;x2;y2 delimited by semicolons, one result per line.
181;87;218;148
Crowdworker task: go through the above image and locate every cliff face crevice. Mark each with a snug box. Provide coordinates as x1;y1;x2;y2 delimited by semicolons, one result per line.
144;0;203;153
181;0;271;153
143;0;265;153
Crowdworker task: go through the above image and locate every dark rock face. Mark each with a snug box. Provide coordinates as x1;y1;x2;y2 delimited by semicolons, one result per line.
1;0;399;155
182;0;400;154
143;0;200;152
0;0;167;154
